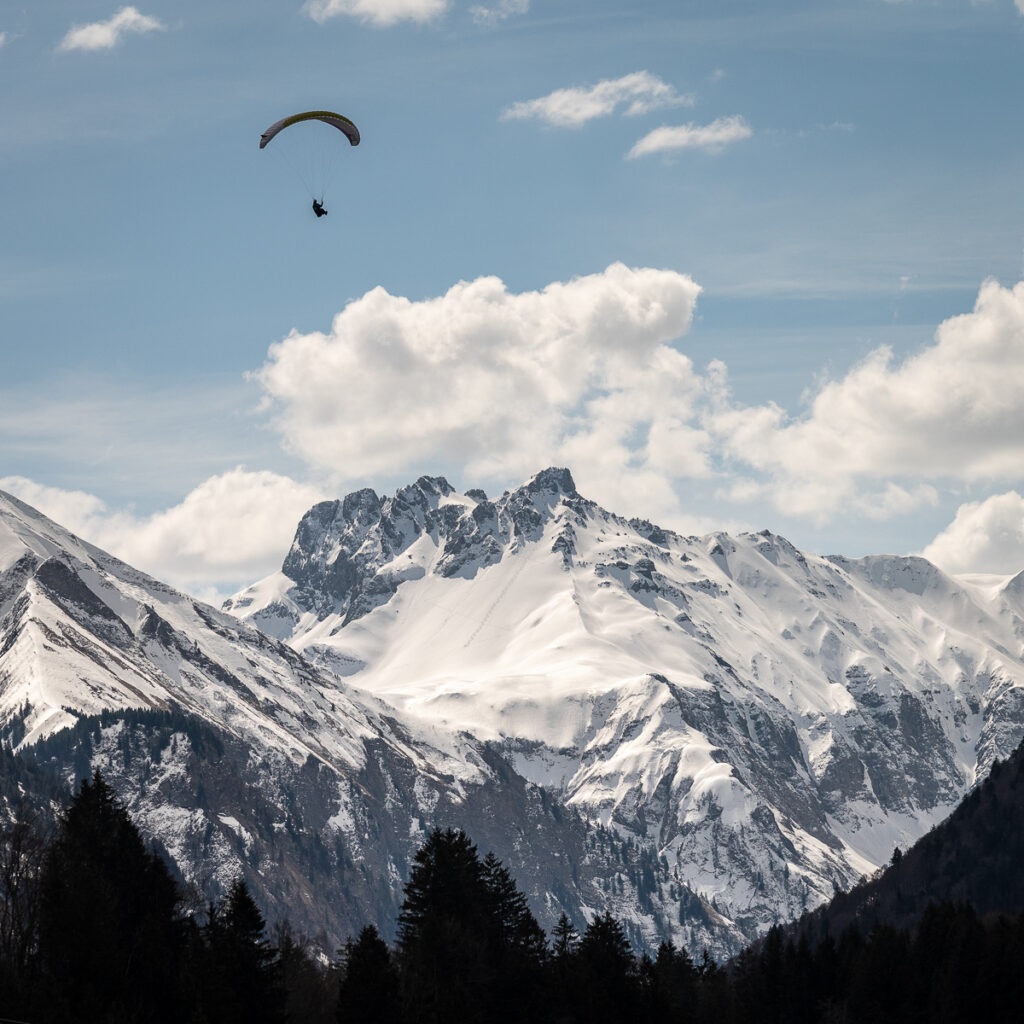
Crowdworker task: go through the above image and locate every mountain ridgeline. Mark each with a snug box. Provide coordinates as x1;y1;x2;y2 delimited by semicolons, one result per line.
2;470;1024;958
0;485;730;955
227;468;1024;946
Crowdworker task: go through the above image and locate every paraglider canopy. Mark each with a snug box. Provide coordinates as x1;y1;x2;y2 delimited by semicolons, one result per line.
259;110;360;150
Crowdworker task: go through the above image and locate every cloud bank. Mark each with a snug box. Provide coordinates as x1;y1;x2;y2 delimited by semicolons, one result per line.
922;492;1024;577
15;269;1024;588
502;72;694;128
709;278;1024;520
303;0;448;26
253;268;1024;570
57;6;165;52
0;470;325;601
255;263;706;524
628;116;753;158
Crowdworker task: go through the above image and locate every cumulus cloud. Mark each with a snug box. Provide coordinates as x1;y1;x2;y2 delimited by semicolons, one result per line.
57;6;165;52
303;0;448;26
627;115;752;158
502;72;693;128
471;0;528;25
254;263;707;524
0;469;326;601
921;492;1024;576
709;278;1024;521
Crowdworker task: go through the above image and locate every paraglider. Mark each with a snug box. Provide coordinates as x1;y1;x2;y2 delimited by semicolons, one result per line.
259;110;359;219
259;110;360;150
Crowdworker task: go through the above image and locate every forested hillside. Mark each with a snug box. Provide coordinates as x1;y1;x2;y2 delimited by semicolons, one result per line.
3;765;1024;1023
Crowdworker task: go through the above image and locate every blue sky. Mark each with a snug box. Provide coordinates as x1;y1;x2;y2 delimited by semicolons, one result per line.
3;1;1024;598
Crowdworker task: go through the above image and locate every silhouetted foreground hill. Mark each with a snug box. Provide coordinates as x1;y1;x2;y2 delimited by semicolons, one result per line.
792;735;1024;944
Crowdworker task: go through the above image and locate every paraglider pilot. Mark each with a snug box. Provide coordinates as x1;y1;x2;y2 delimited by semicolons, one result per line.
312;199;328;218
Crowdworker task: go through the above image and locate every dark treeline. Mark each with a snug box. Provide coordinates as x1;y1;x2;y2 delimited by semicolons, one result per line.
792;746;1024;946
3;772;1024;1023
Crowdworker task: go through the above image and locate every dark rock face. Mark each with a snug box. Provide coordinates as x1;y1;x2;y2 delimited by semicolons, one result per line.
1;707;737;957
241;469;587;632
34;558;134;647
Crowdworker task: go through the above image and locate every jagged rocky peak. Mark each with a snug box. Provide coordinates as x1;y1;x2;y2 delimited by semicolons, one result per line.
524;466;577;498
745;528;807;565
239;468;594;627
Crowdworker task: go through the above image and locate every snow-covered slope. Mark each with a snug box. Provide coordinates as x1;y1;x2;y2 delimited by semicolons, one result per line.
0;487;457;775
0;487;736;955
227;468;1024;939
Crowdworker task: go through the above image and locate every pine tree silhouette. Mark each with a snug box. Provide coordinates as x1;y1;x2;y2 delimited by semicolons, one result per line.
199;877;285;1024
37;770;188;1023
576;911;638;1024
337;924;401;1024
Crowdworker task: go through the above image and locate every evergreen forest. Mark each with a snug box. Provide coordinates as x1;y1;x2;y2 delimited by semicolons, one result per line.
2;771;1024;1024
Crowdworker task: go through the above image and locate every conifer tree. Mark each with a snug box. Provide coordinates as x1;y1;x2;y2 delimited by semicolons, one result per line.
647;940;697;1021
200;877;285;1024
397;828;492;1023
546;912;583;1024
576;911;638;1024
551;912;580;960
336;924;401;1024
0;814;45;1018
481;851;547;1022
396;829;547;1024
275;921;338;1024
482;852;547;962
37;770;188;1023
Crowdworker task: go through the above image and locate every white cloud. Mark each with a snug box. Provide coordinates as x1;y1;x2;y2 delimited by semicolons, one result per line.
303;0;449;27
471;0;528;25
921;492;1024;576
627;115;752;158
57;7;165;52
254;263;707;524
708;278;1024;520
0;31;7;49
0;470;326;601
1017;1;1024;15
502;72;693;128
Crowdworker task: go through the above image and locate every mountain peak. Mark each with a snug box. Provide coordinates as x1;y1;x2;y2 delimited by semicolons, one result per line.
413;474;454;497
524;466;577;497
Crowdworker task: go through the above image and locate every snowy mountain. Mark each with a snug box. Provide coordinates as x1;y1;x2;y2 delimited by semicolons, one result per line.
226;468;1024;943
0;487;733;954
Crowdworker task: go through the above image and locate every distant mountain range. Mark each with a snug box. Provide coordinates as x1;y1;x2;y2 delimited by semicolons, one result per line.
3;470;1024;956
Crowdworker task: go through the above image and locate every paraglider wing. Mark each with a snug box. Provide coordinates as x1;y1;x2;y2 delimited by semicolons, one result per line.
259;110;360;150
